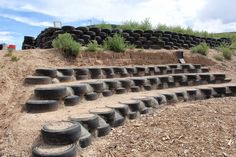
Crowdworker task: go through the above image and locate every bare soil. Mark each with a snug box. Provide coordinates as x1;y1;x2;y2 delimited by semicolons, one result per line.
0;48;236;156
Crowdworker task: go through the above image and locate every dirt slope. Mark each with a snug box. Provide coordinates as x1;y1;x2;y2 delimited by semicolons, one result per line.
0;48;235;156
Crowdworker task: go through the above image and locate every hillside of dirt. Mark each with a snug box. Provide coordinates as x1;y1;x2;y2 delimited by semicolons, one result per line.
0;48;236;156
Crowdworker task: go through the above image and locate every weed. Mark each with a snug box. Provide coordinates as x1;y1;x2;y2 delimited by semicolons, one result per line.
191;43;209;56
103;34;128;52
52;33;81;57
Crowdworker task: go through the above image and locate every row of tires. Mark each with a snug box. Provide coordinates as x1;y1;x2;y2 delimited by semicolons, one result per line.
22;26;232;50
25;72;229;113
25;64;209;85
32;83;236;157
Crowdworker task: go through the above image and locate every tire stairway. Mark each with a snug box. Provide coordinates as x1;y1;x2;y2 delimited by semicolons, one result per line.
25;64;210;85
22;26;231;50
31;83;236;156
26;63;233;157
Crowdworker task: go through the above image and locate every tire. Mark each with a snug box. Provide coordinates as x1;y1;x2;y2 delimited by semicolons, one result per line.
89;82;104;93
97;119;111;137
85;92;98;101
199;88;213;99
42;121;81;144
34;87;67;100
144;84;152;91
106;104;129;117
79;125;92;148
89;68;102;75
110;111;125;127
104;80;118;90
75;75;89;80
102;90;113;97
64;95;80;106
131;86;141;92
128;111;139;119
90;108;115;124
132;78;146;86
57;68;74;76
120;100;140;112
32;143;77;157
70;84;89;97
36;68;57;78
116;87;127;94
69;113;99;131
58;76;73;82
25;76;52;85
119;79;132;89
62;26;75;32
76;26;89;33
26;100;59;112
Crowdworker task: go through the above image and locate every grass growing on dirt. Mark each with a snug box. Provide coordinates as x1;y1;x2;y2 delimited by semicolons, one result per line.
214;54;224;61
191;43;209;56
52;33;81;57
86;40;102;52
103;34;128;52
217;44;233;60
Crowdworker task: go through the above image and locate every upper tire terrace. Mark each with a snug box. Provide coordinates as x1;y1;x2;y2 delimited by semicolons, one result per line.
22;25;231;50
25;63;210;85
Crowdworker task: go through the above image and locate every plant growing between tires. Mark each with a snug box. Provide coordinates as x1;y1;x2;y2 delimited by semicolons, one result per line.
52;33;81;57
103;34;128;52
86;40;102;52
191;42;209;56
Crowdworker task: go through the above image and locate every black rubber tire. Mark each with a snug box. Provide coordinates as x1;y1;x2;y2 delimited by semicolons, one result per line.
213;86;226;97
89;68;102;75
116;87;127;94
131;86;141;92
32;143;77;157
25;76;52;85
70;84;88;96
57;68;74;76
110;112;125;127
36;68;57;78
106;104;129;117
34;87;67;100
75;75;89;80
120;100;140;112
104;80;118;90
58;76;73;82
97;123;111;137
119;79;132;89
64;95;80;106
128;111;139;120
74;68;90;75
89;82;104;93
132;78;146;86
144;84;152;91
26;100;59;112
102;90;113;97
85;92;98;101
69;113;99;131
79;125;92;148
200;88;213;99
90;108;115;124
62;26;75;32
41;121;81;144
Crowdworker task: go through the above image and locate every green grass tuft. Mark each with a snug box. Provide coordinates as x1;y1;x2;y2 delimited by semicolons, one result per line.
191;43;209;56
103;34;128;52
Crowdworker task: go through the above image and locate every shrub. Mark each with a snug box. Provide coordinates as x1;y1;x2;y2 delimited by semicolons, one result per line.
119;18;152;30
191;43;209;56
52;33;81;57
103;34;127;52
217;43;233;60
214;54;224;61
86;40;101;52
11;55;20;62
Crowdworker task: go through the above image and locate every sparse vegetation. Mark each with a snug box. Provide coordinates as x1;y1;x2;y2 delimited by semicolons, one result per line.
119;18;152;30
86;40;102;52
11;55;20;62
214;54;224;61
191;43;209;56
103;34;128;52
217;44;233;60
52;33;81;57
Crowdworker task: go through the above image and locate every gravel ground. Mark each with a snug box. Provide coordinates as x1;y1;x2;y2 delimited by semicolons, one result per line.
82;97;236;157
